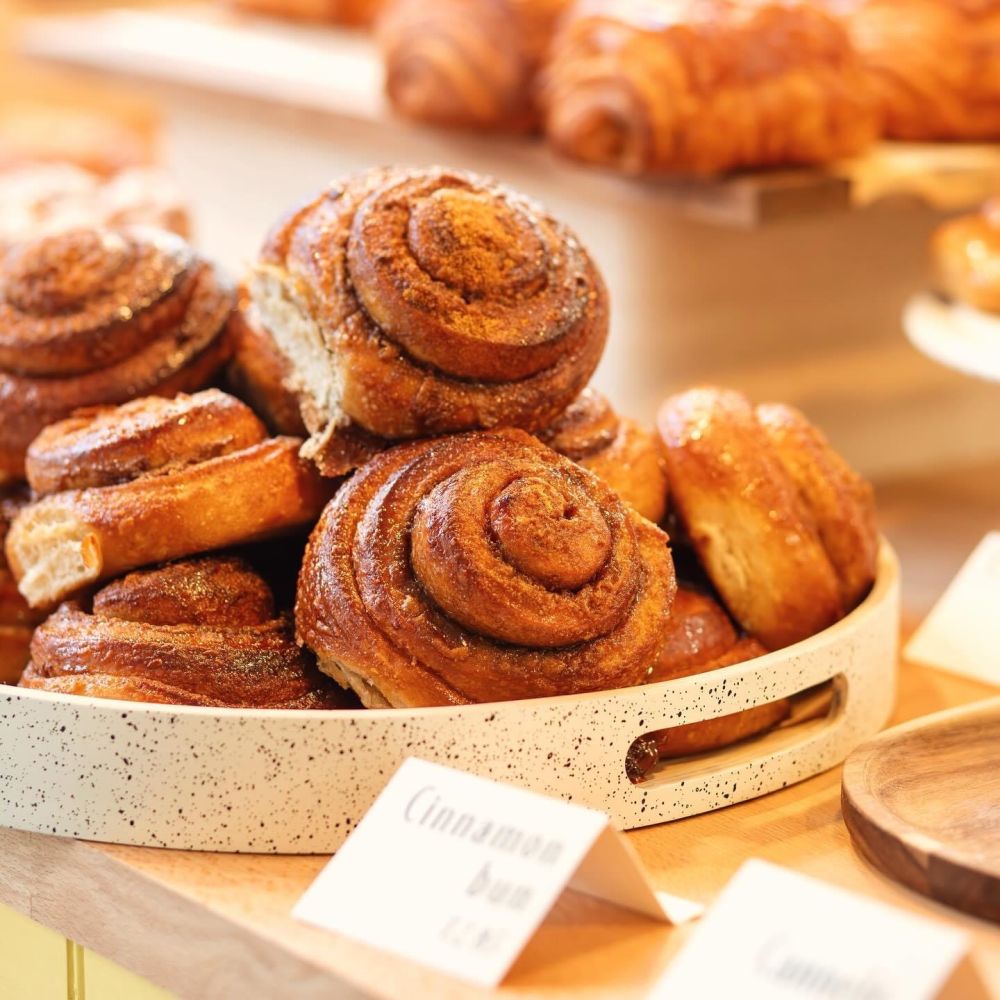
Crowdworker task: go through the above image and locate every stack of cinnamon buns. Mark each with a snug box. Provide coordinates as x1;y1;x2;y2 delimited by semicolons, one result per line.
1;165;878;778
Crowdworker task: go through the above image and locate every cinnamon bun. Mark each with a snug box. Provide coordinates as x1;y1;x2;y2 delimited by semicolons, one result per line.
20;557;349;707
7;390;335;608
539;387;668;523
931;200;1000;313
297;428;675;707
250;167;608;475
657;387;877;649
0;486;40;683
0;227;233;482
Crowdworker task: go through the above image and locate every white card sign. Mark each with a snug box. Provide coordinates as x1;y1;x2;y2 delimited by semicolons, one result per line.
651;860;988;1000
905;532;1000;685
293;757;700;986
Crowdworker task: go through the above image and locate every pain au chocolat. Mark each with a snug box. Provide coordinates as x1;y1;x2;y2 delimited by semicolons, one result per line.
658;387;877;650
20;557;348;708
0;226;232;483
6;390;334;608
249;166;608;475
297;428;675;708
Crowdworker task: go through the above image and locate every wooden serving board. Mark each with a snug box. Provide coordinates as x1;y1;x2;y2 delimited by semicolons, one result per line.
842;697;1000;924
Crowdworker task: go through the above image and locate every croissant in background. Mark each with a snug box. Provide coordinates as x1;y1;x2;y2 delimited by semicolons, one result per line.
297;429;675;708
0;486;41;684
20;557;350;708
658;387;878;650
251;167;608;475
7;390;334;608
833;0;1000;141
931;199;1000;313
539;387;668;523
542;0;879;175
378;0;569;130
0;227;232;483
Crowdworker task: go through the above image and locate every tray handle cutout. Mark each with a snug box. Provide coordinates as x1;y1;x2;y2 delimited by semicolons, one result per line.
625;675;846;786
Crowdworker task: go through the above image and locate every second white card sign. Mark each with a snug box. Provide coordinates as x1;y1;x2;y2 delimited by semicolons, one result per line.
293;757;698;986
651;860;988;1000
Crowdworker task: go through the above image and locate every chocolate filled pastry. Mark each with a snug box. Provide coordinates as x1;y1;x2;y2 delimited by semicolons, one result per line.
658;387;877;650
0;226;233;483
931;200;1000;313
542;0;878;175
539;387;668;523
297;428;676;708
0;486;41;683
832;0;1000;141
250;166;608;476
378;0;569;131
7;390;335;608
626;587;789;780
20;557;349;708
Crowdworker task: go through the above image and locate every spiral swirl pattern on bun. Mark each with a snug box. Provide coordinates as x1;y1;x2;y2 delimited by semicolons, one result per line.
251;167;608;475
20;557;349;708
297;429;675;707
0;226;233;482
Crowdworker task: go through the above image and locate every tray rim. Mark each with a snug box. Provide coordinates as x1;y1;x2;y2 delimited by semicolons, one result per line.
8;539;900;722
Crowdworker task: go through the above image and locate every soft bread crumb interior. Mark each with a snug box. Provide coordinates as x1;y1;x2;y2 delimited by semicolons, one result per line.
10;507;102;608
250;266;347;437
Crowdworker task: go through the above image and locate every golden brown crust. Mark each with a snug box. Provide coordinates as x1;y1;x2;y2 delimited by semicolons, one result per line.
648;586;738;681
251;166;608;475
657;387;877;650
20;557;349;708
229;0;384;25
378;0;569;131
226;303;308;435
931;201;1000;313
7;391;336;608
542;0;878;175
835;0;1000;141
297;428;676;707
0;485;41;683
0;227;234;482
540;388;669;523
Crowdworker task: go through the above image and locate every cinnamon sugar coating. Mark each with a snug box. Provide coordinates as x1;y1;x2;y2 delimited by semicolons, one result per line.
0;226;234;482
21;557;349;708
251;166;608;475
297;428;675;707
540;387;669;523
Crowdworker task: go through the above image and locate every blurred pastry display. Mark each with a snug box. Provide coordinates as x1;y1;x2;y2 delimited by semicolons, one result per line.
19;556;349;708
832;0;1000;141
7;390;335;608
658;387;878;650
0;163;190;249
228;0;384;25
377;0;569;130
931;199;1000;313
296;428;676;707
0;226;231;483
249;165;607;475
541;0;879;175
539;387;669;523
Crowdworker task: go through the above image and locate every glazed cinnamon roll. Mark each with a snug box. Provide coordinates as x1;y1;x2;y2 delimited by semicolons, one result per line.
297;429;675;708
7;390;335;608
0;227;232;483
625;587;789;779
832;0;1000;141
931;200;1000;313
378;0;569;131
658;388;877;650
542;0;878;175
0;486;40;683
539;388;668;523
250;167;608;476
20;557;349;708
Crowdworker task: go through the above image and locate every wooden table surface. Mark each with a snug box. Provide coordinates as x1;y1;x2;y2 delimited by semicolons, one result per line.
0;462;998;1000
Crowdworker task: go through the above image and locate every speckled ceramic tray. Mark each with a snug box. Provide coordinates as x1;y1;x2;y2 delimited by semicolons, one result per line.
0;543;899;854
